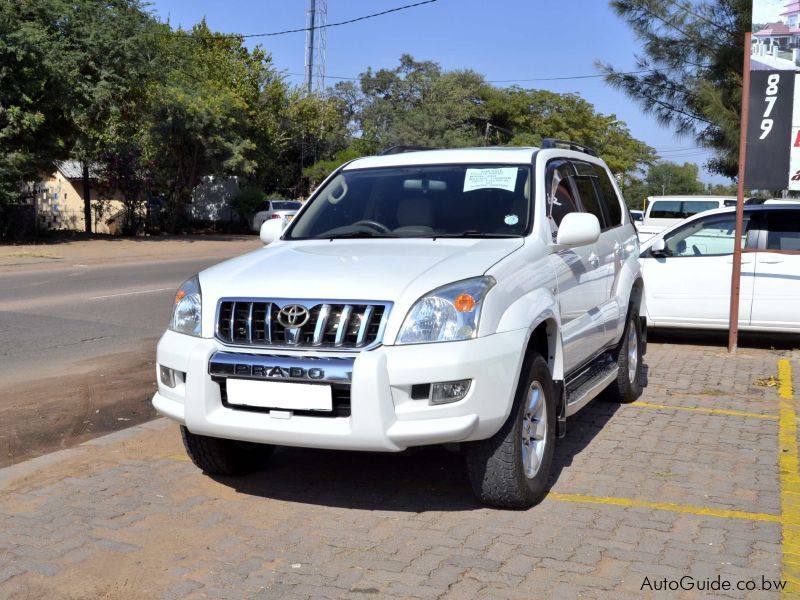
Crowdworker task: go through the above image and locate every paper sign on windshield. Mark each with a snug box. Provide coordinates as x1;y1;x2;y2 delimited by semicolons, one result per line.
463;168;517;193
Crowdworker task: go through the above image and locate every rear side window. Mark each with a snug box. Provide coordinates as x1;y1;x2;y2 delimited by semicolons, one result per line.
766;210;800;251
571;175;606;228
272;201;302;211
596;168;623;226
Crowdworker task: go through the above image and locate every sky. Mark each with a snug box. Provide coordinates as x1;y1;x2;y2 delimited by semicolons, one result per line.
148;0;729;184
752;0;785;23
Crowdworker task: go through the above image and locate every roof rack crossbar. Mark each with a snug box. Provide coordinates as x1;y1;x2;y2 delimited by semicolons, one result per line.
540;138;598;157
379;145;432;156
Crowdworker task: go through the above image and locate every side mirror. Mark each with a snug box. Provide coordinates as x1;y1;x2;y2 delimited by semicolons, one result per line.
650;238;667;256
260;218;285;245
556;213;601;247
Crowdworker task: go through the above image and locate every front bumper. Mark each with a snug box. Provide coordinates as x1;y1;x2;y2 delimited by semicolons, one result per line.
153;328;527;452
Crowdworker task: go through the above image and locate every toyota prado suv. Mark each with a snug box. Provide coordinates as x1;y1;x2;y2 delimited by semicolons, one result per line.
154;141;645;508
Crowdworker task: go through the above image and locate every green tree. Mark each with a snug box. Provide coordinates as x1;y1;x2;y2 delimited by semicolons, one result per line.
143;21;286;231
601;0;750;179
332;55;656;180
485;87;656;175
705;182;738;195
647;161;706;195
0;0;81;210
272;91;349;198
0;0;159;232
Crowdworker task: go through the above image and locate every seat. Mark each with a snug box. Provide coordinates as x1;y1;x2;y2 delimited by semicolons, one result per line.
394;196;435;234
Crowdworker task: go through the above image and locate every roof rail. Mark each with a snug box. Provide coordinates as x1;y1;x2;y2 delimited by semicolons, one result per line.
379;145;432;156
540;138;598;157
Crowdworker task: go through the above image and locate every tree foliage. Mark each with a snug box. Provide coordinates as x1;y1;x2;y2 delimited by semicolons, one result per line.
2;3;659;237
315;55;656;184
601;0;750;179
619;160;707;207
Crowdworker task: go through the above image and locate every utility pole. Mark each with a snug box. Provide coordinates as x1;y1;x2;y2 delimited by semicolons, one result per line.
304;0;316;95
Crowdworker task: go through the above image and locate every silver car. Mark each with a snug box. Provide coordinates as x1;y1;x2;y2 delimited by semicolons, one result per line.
251;200;302;233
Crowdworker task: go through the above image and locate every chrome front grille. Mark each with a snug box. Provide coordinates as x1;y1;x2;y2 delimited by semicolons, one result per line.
215;299;392;350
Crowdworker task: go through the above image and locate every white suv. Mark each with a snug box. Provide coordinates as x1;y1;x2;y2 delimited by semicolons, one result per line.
154;142;645;508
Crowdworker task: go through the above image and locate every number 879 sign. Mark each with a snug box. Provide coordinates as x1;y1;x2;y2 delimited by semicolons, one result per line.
760;74;780;139
745;70;795;190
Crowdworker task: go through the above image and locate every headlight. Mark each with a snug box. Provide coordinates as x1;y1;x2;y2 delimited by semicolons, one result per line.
396;276;495;345
169;276;202;336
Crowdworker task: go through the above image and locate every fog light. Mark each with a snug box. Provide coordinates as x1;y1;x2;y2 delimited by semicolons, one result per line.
160;365;177;388
430;379;471;405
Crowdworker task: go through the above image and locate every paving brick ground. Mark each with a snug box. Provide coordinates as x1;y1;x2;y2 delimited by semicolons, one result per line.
0;341;797;599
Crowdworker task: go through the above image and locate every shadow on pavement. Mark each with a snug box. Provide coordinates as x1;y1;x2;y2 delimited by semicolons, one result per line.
215;443;482;512
649;328;799;350
212;363;645;511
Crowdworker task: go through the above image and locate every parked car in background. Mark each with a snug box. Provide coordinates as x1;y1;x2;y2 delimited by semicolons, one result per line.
637;195;736;242
251;200;302;232
746;197;800;205
639;205;800;333
630;209;643;229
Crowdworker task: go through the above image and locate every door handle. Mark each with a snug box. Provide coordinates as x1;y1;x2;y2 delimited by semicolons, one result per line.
588;253;600;268
760;257;784;264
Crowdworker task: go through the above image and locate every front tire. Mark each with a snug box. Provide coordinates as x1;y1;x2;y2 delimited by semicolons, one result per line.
181;426;274;476
465;353;555;508
604;307;643;403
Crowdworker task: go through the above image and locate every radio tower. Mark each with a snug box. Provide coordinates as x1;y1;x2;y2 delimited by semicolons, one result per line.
304;0;328;95
315;0;327;95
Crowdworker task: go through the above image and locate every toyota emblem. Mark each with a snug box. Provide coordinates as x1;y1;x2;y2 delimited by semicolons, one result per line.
277;304;310;328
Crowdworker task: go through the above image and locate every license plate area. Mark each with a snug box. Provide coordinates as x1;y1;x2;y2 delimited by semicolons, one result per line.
226;379;332;412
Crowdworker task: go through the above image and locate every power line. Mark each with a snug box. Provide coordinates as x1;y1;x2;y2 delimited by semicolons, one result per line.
281;67;679;84
159;0;439;39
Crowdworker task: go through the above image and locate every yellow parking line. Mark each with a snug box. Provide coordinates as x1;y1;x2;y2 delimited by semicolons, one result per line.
631;401;778;420
779;359;800;597
548;492;782;523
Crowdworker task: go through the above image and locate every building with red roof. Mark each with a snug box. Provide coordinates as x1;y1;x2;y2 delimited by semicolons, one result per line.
754;1;800;50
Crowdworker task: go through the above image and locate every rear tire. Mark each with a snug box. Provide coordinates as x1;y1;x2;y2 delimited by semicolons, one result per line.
465;353;555;508
181;426;274;476
604;307;643;403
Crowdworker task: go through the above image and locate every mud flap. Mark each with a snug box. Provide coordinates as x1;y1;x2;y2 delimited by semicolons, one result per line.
640;316;648;355
554;379;566;438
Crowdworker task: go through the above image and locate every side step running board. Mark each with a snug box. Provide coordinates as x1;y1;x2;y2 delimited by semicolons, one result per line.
565;361;619;417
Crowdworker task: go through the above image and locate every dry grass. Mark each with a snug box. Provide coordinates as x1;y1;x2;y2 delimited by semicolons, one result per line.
0;249;62;260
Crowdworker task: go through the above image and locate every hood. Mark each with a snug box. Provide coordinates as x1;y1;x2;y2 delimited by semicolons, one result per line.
201;237;522;301
198;238;522;339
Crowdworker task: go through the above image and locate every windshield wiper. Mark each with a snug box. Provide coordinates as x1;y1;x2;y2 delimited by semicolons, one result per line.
325;231;399;240
430;230;518;239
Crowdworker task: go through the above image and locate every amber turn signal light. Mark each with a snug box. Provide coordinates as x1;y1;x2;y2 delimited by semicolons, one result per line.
453;293;476;312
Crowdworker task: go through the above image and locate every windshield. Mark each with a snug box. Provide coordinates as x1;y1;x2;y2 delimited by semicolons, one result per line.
286;164;532;240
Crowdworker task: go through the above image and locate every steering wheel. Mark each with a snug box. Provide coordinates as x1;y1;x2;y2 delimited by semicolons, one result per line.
352;220;390;233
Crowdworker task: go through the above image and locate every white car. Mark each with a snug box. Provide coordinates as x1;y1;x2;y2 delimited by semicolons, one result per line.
251;200;302;232
637;195;737;242
154;142;645;508
640;205;800;332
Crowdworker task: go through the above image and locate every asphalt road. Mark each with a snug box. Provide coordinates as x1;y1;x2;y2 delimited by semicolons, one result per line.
0;255;231;384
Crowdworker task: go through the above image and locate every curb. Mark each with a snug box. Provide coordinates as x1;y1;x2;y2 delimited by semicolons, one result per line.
0;418;172;489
